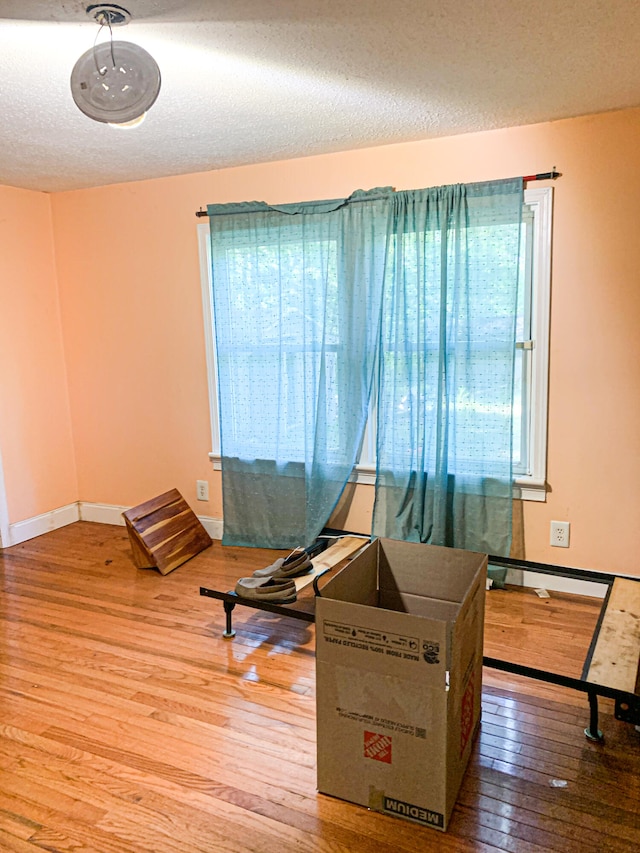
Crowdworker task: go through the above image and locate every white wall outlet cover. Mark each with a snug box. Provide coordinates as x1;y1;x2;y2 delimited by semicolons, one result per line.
550;520;570;547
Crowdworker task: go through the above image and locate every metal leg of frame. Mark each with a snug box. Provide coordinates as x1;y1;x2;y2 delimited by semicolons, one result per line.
222;601;236;639
585;691;604;742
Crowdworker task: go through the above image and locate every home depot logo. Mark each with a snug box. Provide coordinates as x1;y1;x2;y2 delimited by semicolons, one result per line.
364;731;392;764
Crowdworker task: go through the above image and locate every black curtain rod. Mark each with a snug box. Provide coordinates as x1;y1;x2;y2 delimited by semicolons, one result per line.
194;170;561;217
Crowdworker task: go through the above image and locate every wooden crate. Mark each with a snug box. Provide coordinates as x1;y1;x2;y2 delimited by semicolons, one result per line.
122;488;212;575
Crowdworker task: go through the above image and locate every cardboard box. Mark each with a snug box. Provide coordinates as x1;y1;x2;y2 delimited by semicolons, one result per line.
315;538;487;831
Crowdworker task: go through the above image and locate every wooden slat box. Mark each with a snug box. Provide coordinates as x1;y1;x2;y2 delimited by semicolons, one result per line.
122;488;212;575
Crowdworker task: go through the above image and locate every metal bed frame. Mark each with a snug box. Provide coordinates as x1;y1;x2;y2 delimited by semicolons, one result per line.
200;550;640;742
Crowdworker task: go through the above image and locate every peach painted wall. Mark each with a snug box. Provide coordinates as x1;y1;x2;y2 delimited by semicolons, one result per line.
0;185;78;524
50;107;640;576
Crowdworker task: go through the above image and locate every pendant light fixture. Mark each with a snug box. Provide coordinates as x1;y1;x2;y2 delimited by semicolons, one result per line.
70;4;161;127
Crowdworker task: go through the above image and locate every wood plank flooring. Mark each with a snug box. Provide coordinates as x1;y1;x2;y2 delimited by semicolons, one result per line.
0;522;638;852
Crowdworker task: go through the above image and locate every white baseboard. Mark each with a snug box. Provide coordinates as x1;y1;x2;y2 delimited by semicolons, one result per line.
503;567;607;599
1;501;223;548
78;502;128;526
78;501;223;540
8;502;80;547
196;516;223;540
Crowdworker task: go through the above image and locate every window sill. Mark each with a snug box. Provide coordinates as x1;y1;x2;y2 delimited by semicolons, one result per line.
209;454;547;502
351;465;547;501
512;477;547;502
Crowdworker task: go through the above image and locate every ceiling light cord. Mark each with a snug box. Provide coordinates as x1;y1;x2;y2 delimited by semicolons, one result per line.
93;13;117;75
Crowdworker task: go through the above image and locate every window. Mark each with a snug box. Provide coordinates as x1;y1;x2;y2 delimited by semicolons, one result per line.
198;186;552;501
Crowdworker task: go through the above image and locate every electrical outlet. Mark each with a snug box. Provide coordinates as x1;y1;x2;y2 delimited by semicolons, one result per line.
196;480;209;501
550;520;570;548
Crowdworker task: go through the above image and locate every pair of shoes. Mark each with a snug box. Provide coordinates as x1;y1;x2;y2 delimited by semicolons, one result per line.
253;547;312;579
235;576;297;604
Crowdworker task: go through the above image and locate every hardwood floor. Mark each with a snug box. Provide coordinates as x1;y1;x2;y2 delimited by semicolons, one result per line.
0;522;638;852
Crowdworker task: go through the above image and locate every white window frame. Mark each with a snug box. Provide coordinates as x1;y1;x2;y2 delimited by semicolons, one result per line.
513;186;552;501
198;223;221;459
198;185;552;501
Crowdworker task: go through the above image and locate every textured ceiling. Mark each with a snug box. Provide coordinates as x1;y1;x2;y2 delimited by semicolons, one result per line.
1;0;640;193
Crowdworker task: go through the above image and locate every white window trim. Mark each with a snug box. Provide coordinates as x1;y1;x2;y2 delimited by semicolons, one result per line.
198;185;552;501
513;186;552;501
198;222;221;458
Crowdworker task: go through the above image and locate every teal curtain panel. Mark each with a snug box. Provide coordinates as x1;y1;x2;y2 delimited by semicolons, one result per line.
372;179;524;554
208;178;523;555
208;189;392;548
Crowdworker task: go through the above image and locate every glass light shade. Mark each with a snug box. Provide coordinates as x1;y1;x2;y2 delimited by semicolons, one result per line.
70;40;161;124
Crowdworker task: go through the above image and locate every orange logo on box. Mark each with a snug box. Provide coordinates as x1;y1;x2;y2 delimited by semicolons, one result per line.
460;680;475;755
364;731;392;764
